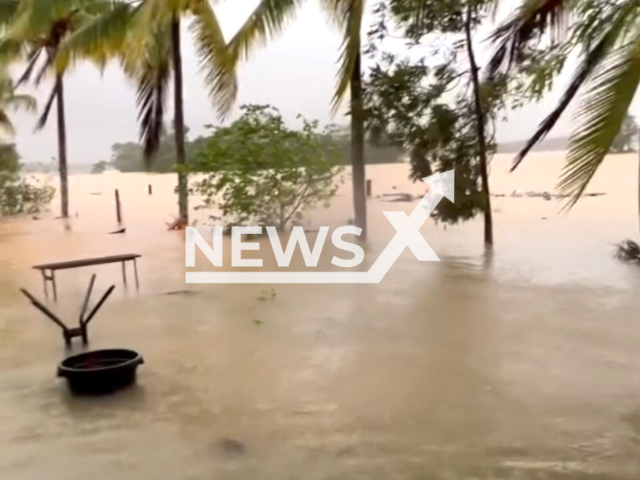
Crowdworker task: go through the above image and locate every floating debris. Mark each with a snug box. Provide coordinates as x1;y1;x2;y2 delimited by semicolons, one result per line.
166;218;187;230
162;290;196;296
614;239;640;263
257;289;276;302
219;438;246;454
381;193;414;202
496;190;606;200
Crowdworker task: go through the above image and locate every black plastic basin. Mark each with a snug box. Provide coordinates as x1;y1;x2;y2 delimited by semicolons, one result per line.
57;349;144;395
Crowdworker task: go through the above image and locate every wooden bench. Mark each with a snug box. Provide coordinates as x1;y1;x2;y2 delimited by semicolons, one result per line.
33;254;141;302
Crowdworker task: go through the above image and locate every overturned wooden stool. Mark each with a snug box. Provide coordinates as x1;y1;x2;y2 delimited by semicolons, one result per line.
20;274;115;348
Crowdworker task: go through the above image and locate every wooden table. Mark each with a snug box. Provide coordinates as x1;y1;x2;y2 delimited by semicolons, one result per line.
33;254;141;301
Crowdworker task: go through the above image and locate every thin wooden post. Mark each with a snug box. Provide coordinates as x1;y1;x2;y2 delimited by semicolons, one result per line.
115;189;122;224
148;184;152;195
366;179;372;197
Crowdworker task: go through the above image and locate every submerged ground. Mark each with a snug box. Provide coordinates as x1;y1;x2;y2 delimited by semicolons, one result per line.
1;154;640;479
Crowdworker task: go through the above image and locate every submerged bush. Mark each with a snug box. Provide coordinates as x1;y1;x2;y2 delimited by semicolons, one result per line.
0;172;55;216
192;104;344;230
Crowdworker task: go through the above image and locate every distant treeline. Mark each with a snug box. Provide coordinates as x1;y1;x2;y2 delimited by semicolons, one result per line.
106;127;404;173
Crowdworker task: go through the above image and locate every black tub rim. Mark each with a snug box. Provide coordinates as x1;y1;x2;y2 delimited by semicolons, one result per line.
58;348;143;376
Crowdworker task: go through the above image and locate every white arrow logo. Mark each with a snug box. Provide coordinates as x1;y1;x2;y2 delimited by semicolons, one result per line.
186;169;454;284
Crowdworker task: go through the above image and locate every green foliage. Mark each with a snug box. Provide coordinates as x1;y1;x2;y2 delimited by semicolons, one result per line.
91;160;110;174
488;0;640;206
320;124;404;164
364;54;491;224
610;113;637;153
110;125;208;173
0;143;54;216
364;0;554;225
0;173;55;216
0;142;19;173
110;123;402;172
192;105;344;230
225;0;364;111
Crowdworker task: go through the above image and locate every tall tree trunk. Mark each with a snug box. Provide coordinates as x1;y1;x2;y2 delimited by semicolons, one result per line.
464;8;493;246
55;73;69;219
350;49;367;240
171;15;188;223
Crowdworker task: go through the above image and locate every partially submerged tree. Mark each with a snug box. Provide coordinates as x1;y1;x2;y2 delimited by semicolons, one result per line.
91;160;110;173
0;61;51;216
60;0;237;225
0;143;54;216
192;105;343;231
0;0;128;218
223;0;369;239
363;0;557;245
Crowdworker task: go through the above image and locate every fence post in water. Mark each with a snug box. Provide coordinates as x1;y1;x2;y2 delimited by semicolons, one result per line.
115;189;122;224
148;184;152;195
366;179;372;197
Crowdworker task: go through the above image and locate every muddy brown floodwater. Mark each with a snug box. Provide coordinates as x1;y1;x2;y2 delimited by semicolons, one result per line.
2;154;640;479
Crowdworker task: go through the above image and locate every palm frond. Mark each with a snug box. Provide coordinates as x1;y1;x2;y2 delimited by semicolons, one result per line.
0;37;27;63
7;92;36;111
189;0;237;119
7;0;77;40
135;0;182;37
34;82;56;131
558;38;640;209
0;0;20;28
34;48;55;85
510;5;633;171
56;1;137;72
488;0;574;75
129;26;172;165
321;0;363;112
225;0;304;69
15;44;42;85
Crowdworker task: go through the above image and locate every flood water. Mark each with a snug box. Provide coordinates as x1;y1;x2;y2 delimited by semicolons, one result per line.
2;153;640;479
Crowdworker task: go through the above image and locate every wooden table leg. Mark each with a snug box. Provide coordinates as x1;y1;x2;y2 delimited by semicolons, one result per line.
133;259;139;289
121;261;128;287
41;270;48;299
41;269;57;302
50;270;57;302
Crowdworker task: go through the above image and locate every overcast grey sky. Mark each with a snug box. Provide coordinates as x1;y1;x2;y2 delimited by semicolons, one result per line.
6;1;599;164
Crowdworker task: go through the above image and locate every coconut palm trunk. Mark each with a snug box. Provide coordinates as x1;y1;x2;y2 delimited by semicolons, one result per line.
55;73;69;218
350;49;367;239
171;15;188;223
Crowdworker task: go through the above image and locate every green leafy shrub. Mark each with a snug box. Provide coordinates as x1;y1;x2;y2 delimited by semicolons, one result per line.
192;105;344;230
0;172;55;216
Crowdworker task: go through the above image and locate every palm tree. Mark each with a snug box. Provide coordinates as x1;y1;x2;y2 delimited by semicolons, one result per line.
488;0;640;208
60;0;236;224
223;0;368;239
0;0;126;218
